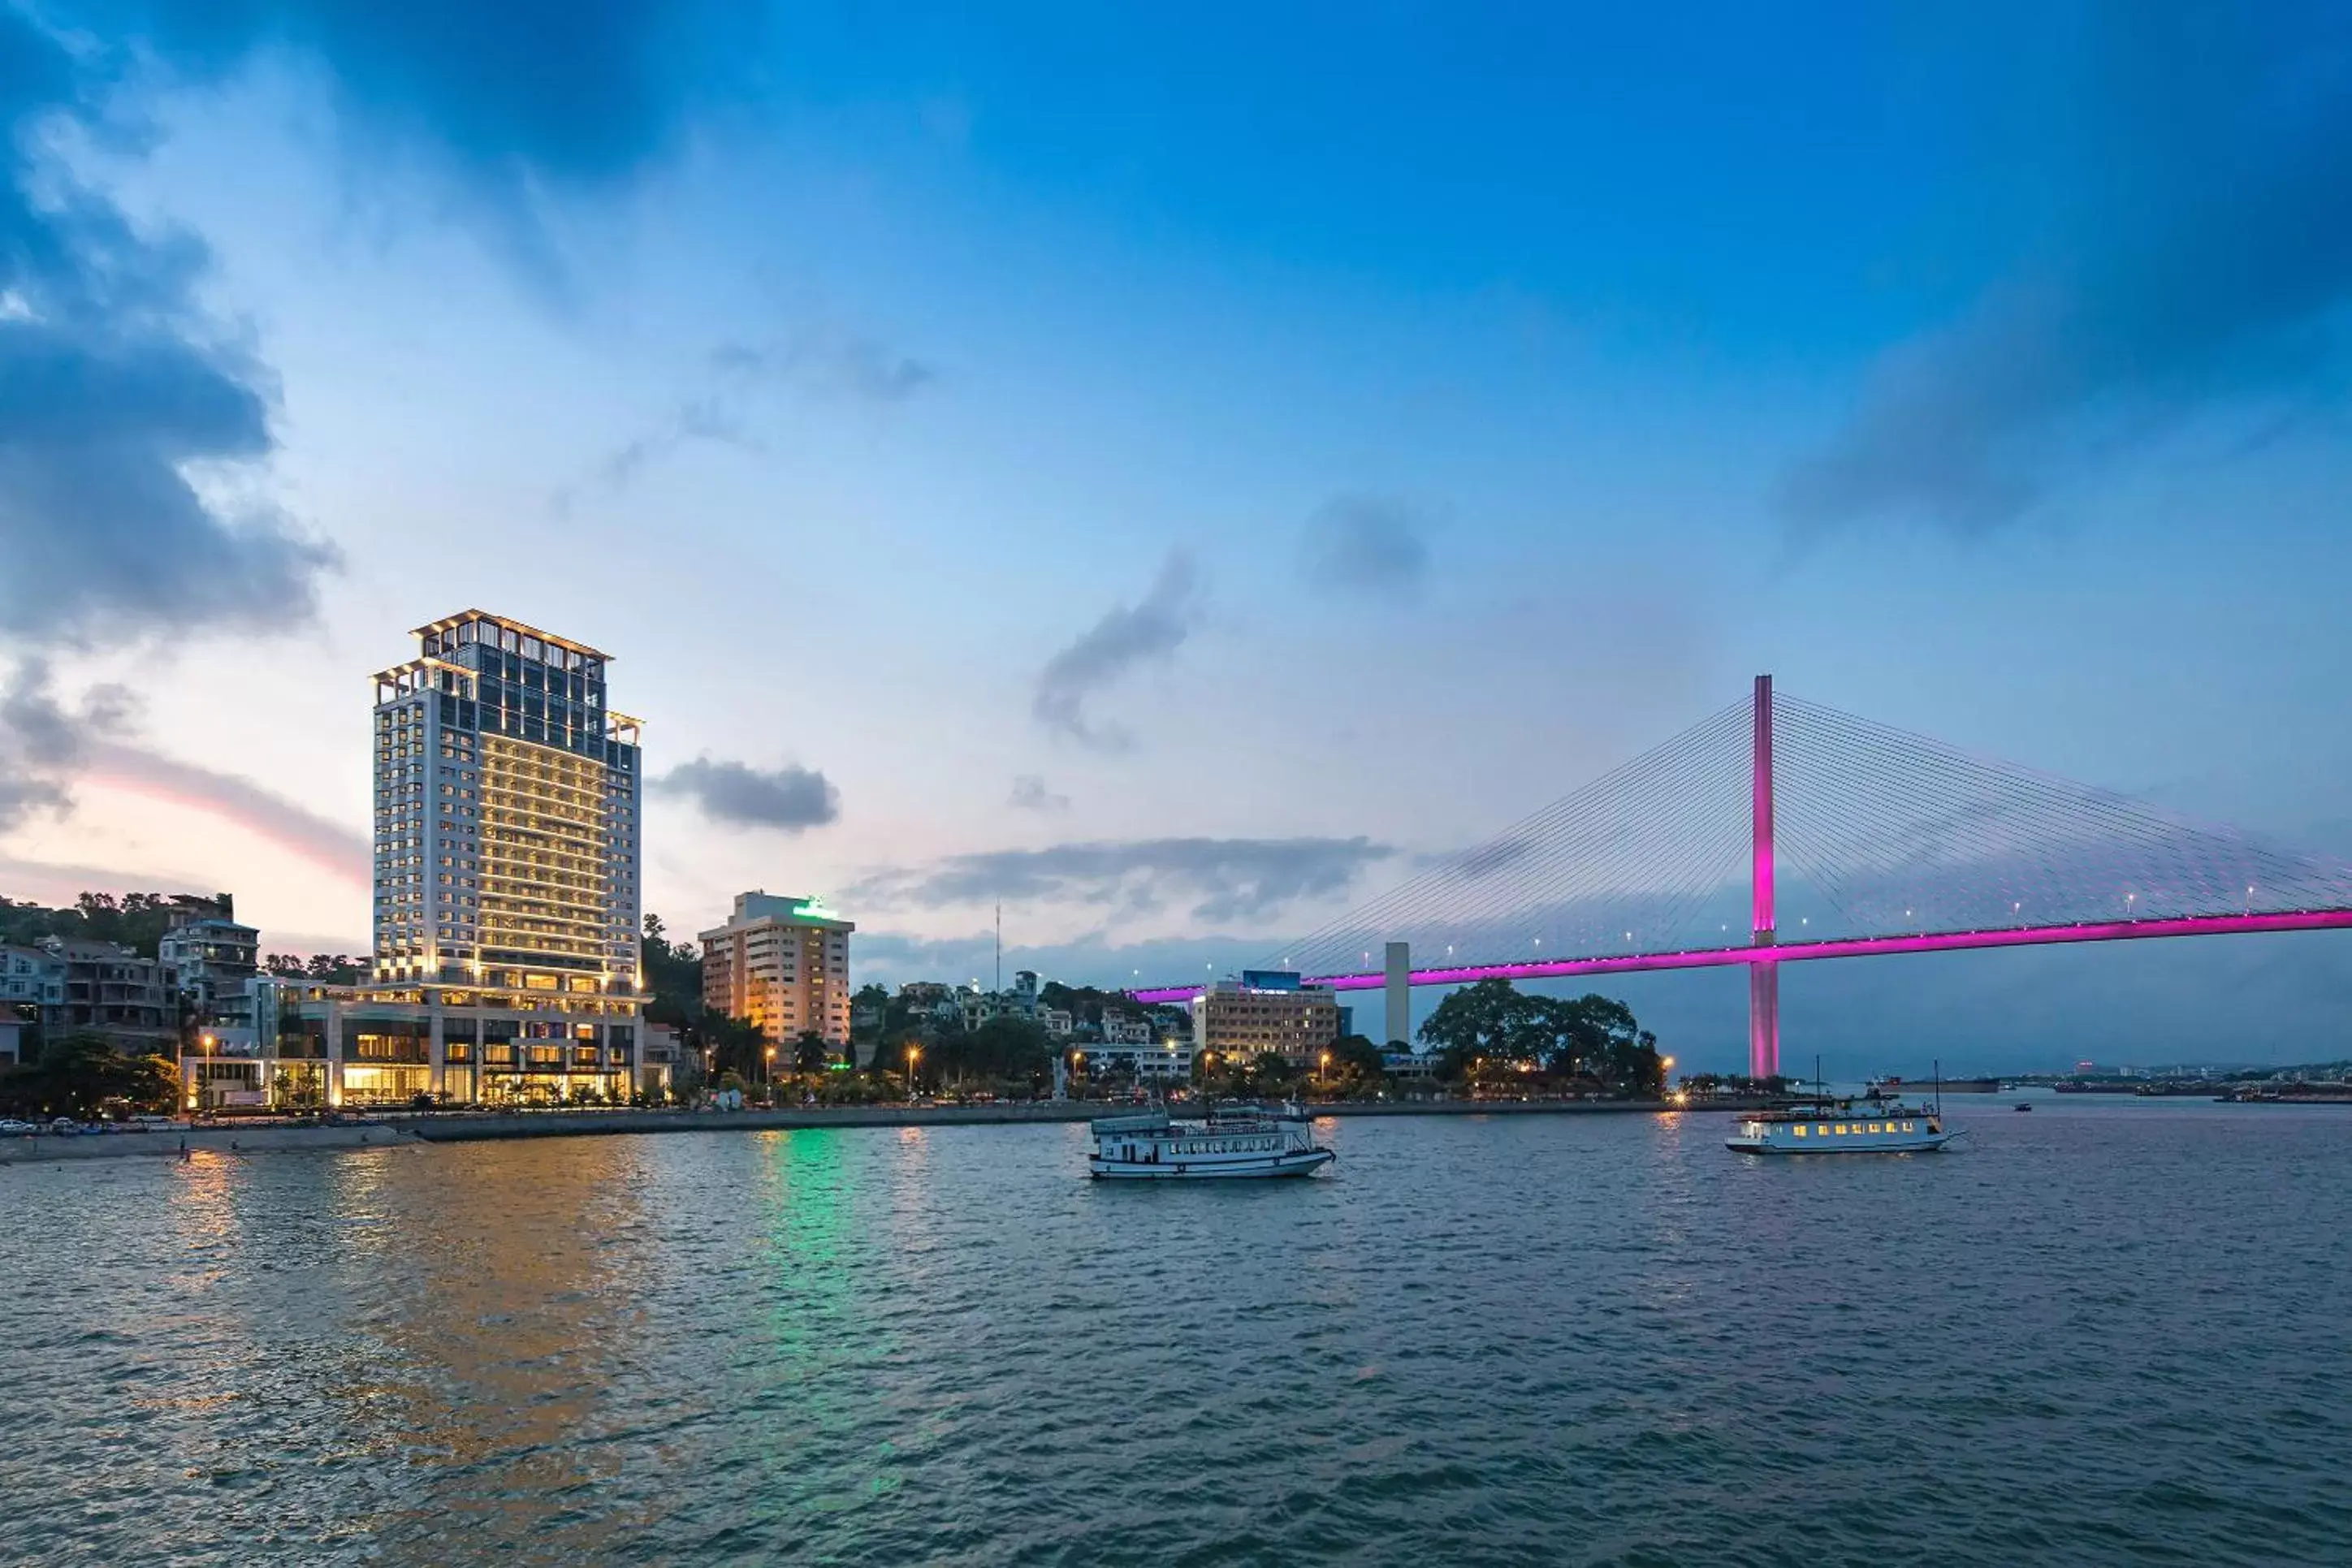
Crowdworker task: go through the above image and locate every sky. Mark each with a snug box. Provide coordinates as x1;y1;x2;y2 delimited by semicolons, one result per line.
3;2;2350;1073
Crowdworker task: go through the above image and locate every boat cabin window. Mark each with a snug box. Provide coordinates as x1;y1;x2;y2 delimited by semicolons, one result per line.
1792;1125;1806;1138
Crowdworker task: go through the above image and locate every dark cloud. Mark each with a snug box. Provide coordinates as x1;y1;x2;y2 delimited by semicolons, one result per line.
1301;494;1433;600
0;11;339;649
1032;552;1200;750
1009;774;1070;813
105;1;754;190
1781;6;2352;533
656;756;840;832
0;661;106;832
848;836;1394;924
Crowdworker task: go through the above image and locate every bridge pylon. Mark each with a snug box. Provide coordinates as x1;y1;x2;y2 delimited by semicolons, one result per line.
1750;674;1779;1082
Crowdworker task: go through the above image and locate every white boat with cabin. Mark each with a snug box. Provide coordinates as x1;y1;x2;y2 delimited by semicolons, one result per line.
1088;1102;1335;1180
1725;1096;1962;1155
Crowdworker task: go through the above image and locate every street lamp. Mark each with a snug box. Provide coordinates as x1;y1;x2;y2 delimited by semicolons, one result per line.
905;1043;921;1095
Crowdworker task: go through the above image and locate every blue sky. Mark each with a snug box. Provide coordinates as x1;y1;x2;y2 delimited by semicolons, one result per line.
4;2;2350;1071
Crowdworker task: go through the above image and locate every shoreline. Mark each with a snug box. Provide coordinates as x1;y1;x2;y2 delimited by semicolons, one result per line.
0;1096;1781;1164
407;1095;1774;1143
0;1122;422;1166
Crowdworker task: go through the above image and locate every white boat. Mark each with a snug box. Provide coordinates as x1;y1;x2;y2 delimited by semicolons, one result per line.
1725;1096;1962;1155
1087;1102;1335;1180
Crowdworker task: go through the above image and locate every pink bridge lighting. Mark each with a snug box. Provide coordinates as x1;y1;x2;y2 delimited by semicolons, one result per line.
1126;909;2352;1004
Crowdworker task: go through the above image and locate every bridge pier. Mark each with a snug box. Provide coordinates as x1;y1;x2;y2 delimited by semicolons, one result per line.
1384;941;1411;1046
1751;674;1780;1081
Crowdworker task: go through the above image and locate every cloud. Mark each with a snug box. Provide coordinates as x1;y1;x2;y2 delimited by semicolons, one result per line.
1009;774;1070;813
655;756;841;832
0;657;367;880
1301;494;1433;600
1032;551;1200;750
847;836;1395;925
81;741;369;884
115;1;756;192
0;660;117;833
1780;6;2352;533
0;11;339;650
712;327;936;404
582;395;762;499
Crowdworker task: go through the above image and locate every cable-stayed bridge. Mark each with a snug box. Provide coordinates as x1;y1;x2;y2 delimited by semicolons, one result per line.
1132;677;2352;1077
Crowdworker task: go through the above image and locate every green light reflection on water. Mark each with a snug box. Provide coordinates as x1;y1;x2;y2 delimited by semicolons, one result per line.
741;1129;909;1519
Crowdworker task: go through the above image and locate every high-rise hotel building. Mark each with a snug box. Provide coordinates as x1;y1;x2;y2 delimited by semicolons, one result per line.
280;611;651;1107
370;611;642;990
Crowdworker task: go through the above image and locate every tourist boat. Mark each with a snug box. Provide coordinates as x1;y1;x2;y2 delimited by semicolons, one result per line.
1724;1096;1962;1155
1087;1102;1335;1180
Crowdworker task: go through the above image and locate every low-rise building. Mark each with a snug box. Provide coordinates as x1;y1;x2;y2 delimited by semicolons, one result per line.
1191;972;1341;1067
701;892;855;1047
160;910;261;1040
2;943;66;1058
1103;1011;1154;1045
1080;1039;1195;1080
45;939;175;1054
642;1022;681;1099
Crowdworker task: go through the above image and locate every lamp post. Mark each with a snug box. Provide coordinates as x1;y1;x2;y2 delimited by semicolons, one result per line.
763;1043;776;1101
906;1043;921;1099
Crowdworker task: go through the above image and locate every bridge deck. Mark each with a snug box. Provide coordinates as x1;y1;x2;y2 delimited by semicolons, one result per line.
1130;909;2352;1003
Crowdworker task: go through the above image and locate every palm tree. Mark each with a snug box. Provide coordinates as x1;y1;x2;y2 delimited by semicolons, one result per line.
792;1030;830;1075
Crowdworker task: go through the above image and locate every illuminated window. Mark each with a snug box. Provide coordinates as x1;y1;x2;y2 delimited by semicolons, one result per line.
1901;1121;1913;1132
1835;1125;1847;1135
1792;1125;1806;1138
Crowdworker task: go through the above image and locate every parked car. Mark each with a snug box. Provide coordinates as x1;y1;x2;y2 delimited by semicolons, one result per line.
0;1119;37;1137
49;1117;84;1135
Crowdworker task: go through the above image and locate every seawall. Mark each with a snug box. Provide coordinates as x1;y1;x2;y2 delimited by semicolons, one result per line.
0;1123;422;1165
403;1097;1758;1144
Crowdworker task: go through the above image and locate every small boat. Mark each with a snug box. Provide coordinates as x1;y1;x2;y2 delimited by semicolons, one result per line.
1088;1102;1335;1180
1725;1095;1961;1155
2014;1102;2033;1112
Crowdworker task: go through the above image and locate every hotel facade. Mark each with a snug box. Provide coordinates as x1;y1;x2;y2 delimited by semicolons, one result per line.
286;611;652;1107
700;893;855;1049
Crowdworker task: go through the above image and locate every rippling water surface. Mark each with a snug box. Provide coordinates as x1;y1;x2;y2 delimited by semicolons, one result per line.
7;1099;2350;1566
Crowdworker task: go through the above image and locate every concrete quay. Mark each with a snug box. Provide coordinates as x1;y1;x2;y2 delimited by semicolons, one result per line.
403;1096;1759;1144
0;1122;421;1165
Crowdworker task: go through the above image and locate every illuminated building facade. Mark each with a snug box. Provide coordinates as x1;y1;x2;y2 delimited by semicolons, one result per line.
1190;972;1341;1067
294;611;650;1107
700;893;854;1048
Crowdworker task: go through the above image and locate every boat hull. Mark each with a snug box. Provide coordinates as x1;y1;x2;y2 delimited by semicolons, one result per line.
1726;1130;1961;1155
1088;1148;1335;1180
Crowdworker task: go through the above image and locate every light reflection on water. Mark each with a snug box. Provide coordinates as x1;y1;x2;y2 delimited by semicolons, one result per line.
6;1104;2351;1566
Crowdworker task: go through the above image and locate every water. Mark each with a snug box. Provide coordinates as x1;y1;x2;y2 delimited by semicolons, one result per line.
6;1099;2350;1566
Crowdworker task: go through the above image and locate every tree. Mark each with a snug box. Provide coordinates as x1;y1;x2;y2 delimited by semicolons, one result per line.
850;984;890;1047
793;1030;830;1074
0;1031;178;1118
936;1015;1052;1089
1418;978;1545;1078
641;913;705;1030
1417;980;1662;1095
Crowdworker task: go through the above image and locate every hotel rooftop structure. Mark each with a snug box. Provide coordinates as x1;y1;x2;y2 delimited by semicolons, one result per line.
283;611;652;1108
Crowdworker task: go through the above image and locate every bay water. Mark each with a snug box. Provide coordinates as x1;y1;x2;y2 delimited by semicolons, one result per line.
6;1098;2348;1565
